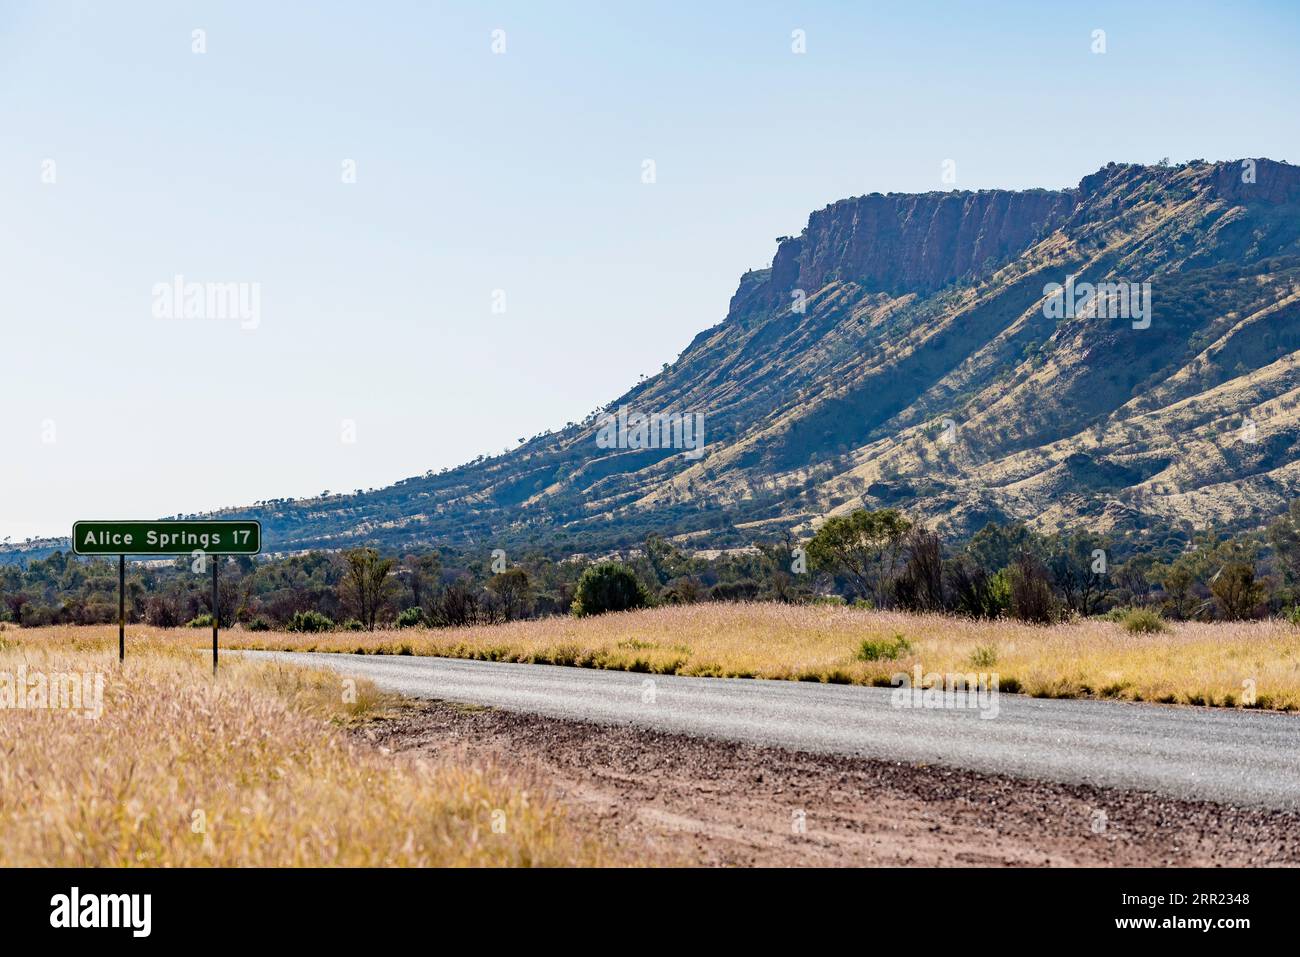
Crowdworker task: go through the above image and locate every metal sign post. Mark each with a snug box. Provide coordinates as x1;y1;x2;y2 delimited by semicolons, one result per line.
212;556;219;674
72;520;262;671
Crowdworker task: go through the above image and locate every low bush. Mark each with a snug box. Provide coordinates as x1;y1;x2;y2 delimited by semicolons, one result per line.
396;607;426;629
571;562;650;617
287;610;334;634
1121;608;1168;634
857;633;913;662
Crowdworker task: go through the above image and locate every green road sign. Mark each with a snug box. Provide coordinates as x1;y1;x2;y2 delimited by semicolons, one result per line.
72;520;261;556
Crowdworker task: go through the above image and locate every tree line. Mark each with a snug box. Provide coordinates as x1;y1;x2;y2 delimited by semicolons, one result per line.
4;504;1300;629
803;508;1293;623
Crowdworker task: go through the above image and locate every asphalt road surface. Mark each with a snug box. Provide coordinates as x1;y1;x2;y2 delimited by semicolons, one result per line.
244;651;1300;809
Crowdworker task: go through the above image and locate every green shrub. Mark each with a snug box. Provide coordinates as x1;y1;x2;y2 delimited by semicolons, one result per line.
186;613;215;628
396;607;426;629
1121;608;1168;634
969;643;998;667
246;617;272;632
287;610;334;633
342;618;365;632
857;633;913;662
1284;605;1300;627
571;561;650;617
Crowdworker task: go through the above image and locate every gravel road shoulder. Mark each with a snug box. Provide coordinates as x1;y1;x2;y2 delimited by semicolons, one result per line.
356;700;1300;867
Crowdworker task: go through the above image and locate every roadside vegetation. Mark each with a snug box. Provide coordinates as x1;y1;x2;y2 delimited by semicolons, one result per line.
0;629;612;866
36;604;1286;711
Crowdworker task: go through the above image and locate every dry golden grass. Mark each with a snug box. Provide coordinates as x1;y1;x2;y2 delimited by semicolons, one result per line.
0;627;612;866
199;603;1300;711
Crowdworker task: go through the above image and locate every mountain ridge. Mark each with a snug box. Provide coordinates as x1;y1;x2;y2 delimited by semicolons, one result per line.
8;157;1300;562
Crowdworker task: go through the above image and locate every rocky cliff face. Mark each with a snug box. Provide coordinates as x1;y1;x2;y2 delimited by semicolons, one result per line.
769;187;1075;298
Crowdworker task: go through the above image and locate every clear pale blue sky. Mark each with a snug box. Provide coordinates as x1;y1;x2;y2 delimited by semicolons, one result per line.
2;0;1297;540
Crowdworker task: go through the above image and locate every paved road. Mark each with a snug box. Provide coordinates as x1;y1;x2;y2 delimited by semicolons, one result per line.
243;651;1300;809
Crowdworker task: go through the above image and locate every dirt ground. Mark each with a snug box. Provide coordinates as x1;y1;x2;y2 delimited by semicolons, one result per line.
358;701;1300;867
